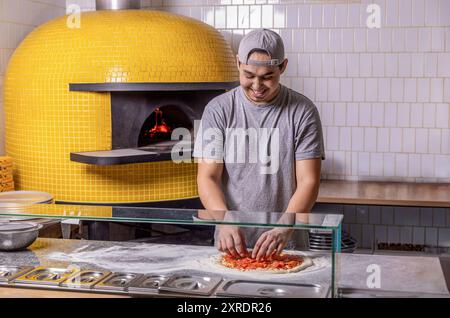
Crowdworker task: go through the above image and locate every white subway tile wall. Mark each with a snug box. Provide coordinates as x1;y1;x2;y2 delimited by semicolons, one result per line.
0;0;66;155
425;228;438;246
66;0;96;11
143;0;450;182
315;203;450;249
413;227;425;245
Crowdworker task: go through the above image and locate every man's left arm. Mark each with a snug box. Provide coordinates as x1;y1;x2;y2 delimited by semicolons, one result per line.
285;158;321;213
252;158;321;260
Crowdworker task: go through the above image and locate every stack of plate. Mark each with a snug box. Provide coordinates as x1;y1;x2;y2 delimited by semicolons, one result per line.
0;191;54;204
0;191;54;221
309;230;357;253
0;157;14;193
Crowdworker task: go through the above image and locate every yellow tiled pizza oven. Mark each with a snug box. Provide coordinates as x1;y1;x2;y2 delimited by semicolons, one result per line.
4;0;238;204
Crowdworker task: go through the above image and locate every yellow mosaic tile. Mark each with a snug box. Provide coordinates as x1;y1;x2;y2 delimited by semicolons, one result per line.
4;10;238;203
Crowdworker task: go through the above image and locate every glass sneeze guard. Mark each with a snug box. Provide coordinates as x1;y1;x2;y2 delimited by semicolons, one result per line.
0;203;342;229
0;203;343;297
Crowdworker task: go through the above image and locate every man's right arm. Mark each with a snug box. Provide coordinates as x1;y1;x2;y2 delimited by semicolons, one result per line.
194;103;228;212
197;159;248;257
197;159;227;211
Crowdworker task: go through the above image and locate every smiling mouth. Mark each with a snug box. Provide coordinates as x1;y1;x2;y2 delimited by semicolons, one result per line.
251;89;267;97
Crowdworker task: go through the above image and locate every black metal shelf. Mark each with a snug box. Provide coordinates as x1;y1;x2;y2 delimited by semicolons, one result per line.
69;82;239;92
70;147;193;165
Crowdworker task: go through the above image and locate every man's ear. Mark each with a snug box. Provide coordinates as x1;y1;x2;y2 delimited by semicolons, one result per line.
279;59;288;74
236;55;241;70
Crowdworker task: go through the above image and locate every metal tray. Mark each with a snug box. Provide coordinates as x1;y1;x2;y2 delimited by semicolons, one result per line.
159;274;222;296
0;265;34;283
93;272;142;291
215;280;329;298
128;274;170;295
309;237;353;242
13;266;78;286
61;270;111;289
309;243;356;249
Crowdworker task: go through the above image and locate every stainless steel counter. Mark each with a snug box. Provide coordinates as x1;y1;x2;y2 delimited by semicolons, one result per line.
0;238;448;297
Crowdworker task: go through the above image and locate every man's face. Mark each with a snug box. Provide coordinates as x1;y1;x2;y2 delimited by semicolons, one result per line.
237;51;287;105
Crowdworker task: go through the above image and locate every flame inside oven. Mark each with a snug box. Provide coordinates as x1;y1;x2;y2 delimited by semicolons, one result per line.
146;108;172;140
138;105;193;148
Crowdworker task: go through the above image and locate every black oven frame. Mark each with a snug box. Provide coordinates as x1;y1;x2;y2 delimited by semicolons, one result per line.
69;82;238;165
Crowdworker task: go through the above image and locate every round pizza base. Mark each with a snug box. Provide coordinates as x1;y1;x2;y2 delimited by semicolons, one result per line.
215;253;314;274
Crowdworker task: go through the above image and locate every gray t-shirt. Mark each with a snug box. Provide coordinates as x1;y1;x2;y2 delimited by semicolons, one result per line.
193;84;325;247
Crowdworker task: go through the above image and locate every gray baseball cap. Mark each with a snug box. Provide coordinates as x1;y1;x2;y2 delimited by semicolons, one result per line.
238;28;285;66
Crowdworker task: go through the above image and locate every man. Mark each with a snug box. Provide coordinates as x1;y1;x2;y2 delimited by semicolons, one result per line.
193;29;325;261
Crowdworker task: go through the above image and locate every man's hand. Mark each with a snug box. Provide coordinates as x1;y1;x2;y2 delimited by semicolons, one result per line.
216;225;248;257
252;228;294;260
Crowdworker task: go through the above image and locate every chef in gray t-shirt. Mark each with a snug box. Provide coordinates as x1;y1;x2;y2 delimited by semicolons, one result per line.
193;29;325;261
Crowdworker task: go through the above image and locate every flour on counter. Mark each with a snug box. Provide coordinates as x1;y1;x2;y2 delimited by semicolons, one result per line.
47;244;219;273
47;243;330;279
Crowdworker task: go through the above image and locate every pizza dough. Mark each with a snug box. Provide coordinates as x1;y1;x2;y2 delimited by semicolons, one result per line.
216;252;313;274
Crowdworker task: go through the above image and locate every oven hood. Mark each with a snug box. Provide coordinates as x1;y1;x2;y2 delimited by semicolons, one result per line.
96;0;141;10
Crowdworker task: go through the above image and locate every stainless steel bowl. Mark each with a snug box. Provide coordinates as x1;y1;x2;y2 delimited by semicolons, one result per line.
0;222;43;251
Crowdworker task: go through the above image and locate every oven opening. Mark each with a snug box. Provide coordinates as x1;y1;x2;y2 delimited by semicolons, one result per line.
138;105;193;152
70;89;232;165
